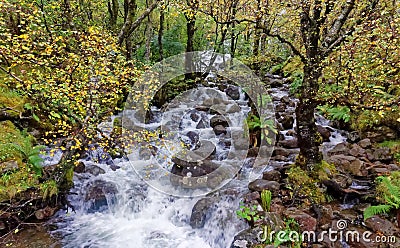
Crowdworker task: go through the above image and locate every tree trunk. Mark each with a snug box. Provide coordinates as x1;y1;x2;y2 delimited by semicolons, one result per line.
108;0;119;27
295;64;323;171
158;8;164;61
185;19;196;80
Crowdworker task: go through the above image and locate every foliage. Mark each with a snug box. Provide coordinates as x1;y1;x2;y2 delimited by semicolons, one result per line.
0;0;141;156
236;204;260;222
260;189;272;212
40;180;58;200
271;218;302;248
317;105;351;123
319;1;399;130
0;121;44;201
9;137;45;176
364;171;400;220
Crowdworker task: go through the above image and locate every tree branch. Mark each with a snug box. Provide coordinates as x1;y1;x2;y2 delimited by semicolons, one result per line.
118;1;160;45
265;32;307;64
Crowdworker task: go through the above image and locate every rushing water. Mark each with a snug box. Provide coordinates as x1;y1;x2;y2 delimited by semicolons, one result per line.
50;65;347;247
52;86;251;248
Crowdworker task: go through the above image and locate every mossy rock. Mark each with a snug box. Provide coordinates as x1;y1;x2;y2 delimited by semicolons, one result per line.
0;121;27;163
0;86;25;119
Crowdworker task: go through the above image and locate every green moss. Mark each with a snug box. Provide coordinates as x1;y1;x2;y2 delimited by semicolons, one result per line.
0;121;27;163
287;161;336;204
0;86;25;119
379;139;400;163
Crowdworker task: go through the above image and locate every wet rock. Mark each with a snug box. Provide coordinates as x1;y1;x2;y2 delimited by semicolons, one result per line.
346;226;383;248
372;147;392;162
273;148;290;157
243;191;260;203
270;79;284;88
210;115;228;128
275;103;286;112
195;105;209;112
247;147;259;157
327;142;350;156
280;96;291;104
327;155;357;168
349;144;366;157
362;126;397;143
196;117;208;129
284;208;317;231
365;216;400;236
262;170;281;182
186;131;199;145
190;111;201;122
85;164;105;176
213;125;227;135
230;226;263;248
358;138;372;149
248;179;280;193
345;159;367;177
317;125;331;142
280;115;294;129
279;138;298;148
74;161;86;173
35;207;56;220
0;221;5;230
227;104;241;113
225;86;240;100
190;197;215;228
85;180;118;211
347;131;361;143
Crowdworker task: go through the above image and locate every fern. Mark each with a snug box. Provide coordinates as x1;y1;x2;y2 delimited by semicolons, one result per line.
8;137;45;176
364;205;392;220
364;173;400;220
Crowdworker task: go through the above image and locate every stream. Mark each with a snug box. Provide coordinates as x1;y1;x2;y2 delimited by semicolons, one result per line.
47;54;347;248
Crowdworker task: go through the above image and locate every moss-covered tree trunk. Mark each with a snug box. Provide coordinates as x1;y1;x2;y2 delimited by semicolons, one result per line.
295;64;323;170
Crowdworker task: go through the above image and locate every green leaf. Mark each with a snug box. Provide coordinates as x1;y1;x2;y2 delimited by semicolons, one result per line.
32;113;40;122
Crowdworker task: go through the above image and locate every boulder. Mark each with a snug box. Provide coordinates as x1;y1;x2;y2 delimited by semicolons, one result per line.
365;216;400;236
327;154;357;168
230;227;263;248
210;115;228;128
85;164;105;176
327;143;350;156
358;138;372;149
280;115;294;129
349;144;366;157
190;197;215;228
213;125;227;135
262;170;281;182
275;103;286;112
74;161;86;173
225;86;240;100
272;148;291;157
362;126;397;143
283;208;317;231
248;179;280;193
279;138;298;148
317;125;331;142
85;180;118;211
347;131;361;143
280;96;291;104
372;147;392;162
